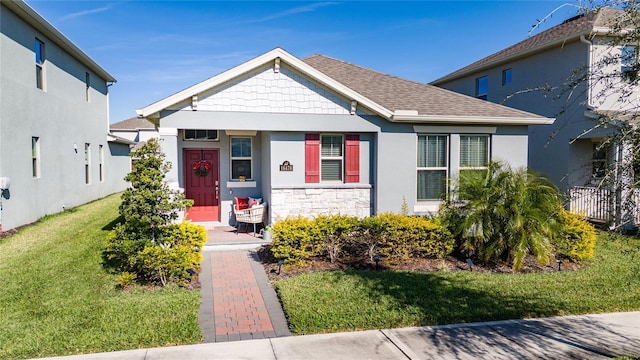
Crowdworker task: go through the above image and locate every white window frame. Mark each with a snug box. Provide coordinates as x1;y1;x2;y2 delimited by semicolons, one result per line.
320;134;344;182
184;129;219;141
230;137;252;180
417;134;449;201
99;144;104;182
85;143;91;185
460;135;490;171
35;38;45;90
32;137;40;178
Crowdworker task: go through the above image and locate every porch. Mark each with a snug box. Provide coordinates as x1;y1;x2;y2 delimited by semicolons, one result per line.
569;186;640;226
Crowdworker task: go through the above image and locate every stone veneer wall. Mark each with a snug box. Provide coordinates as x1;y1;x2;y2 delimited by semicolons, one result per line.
270;185;372;221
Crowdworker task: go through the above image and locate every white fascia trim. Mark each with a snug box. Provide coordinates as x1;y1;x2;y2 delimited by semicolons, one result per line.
136;47;394;119
391;114;555;125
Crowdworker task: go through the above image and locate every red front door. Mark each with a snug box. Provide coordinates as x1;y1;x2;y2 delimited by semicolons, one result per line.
184;149;219;222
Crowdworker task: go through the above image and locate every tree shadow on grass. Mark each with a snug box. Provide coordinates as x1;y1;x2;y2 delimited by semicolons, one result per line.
101;215;124;231
332;269;568;326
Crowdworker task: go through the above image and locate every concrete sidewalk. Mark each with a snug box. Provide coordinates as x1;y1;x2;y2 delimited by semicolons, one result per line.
35;311;640;359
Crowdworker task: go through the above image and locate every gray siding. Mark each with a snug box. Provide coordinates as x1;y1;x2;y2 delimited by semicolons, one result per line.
0;4;128;231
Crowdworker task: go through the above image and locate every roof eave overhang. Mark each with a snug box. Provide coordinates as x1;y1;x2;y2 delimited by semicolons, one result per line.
136;47;394;120
4;0;117;83
431;33;589;85
107;133;135;145
390;114;555;125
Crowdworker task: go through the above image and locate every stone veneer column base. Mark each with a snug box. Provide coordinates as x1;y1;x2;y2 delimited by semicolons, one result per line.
270;184;372;221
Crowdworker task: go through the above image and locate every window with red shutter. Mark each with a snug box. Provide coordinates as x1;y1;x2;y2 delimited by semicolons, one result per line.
345;134;360;183
305;134;320;183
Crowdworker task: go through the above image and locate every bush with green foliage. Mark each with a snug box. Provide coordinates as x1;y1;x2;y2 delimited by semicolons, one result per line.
271;216;322;264
103;138;203;286
441;162;562;271
554;208;596;262
271;213;453;265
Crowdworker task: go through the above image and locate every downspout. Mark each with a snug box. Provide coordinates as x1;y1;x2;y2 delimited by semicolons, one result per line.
580;34;594;108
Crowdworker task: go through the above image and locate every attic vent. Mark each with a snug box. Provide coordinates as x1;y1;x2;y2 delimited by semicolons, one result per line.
274;58;281;73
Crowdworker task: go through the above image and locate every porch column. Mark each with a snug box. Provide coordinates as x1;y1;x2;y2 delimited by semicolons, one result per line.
158;127;179;184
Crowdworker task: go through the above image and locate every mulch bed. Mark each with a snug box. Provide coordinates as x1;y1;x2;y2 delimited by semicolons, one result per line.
256;244;585;281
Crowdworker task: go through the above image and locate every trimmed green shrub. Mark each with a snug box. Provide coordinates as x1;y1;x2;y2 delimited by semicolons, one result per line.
315;214;359;263
376;213;454;261
270;213;454;265
554;208;596;262
271;216;322;264
105;221;207;286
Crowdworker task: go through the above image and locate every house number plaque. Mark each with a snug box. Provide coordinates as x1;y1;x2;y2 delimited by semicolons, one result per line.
279;161;293;171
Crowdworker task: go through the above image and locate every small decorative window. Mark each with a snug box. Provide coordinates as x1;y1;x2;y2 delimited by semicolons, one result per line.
230;137;252;180
99;144;104;182
321;134;343;181
35;38;44;90
475;76;487;100
85;143;91;184
502;69;512;85
184;129;219;141
85;72;90;101
32;137;40;178
417;135;448;201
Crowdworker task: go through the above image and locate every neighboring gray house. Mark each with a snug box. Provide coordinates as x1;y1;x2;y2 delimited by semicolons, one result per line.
0;0;132;232
110;117;159;146
136;47;551;225
432;8;640;225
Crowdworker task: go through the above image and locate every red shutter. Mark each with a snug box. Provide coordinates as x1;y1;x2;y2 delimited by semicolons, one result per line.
345;134;360;183
305;134;320;183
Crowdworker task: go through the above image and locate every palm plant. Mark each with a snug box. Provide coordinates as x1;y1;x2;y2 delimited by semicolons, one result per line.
448;162;561;270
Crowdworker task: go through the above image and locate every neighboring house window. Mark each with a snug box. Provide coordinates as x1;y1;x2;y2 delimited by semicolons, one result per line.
230;137;252;180
502;69;512;85
475;76;487;100
85;143;91;184
99;144;104;182
85;72;90;102
184;129;219;141
321;134;343;181
417;135;448;201
622;46;637;82
460;135;490;176
32;137;40;178
35;38;44;90
305;133;359;183
592;143;609;180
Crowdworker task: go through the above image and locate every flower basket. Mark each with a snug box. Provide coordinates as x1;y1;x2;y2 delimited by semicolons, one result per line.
193;160;211;177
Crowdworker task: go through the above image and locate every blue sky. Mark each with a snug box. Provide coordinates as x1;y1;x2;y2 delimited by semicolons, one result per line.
25;1;582;123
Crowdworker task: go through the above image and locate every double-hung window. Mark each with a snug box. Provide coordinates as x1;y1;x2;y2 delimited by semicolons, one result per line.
35;38;44;90
592;142;609;180
622;46;637;82
230;137;252;180
417;135;448;201
321;135;343;182
475;76;487;100
460;135;490;177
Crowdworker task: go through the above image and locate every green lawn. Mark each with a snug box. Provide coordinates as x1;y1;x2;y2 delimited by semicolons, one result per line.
0;194;202;360
274;233;640;335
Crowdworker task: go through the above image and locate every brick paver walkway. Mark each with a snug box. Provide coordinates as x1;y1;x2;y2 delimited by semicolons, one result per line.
198;226;290;342
211;251;274;337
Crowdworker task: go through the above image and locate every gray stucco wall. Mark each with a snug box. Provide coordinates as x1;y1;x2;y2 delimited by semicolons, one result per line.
435;39;612;191
0;5;127;231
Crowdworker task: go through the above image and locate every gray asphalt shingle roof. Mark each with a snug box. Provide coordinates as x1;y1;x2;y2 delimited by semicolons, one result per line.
303;54;546;119
110;117;156;130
